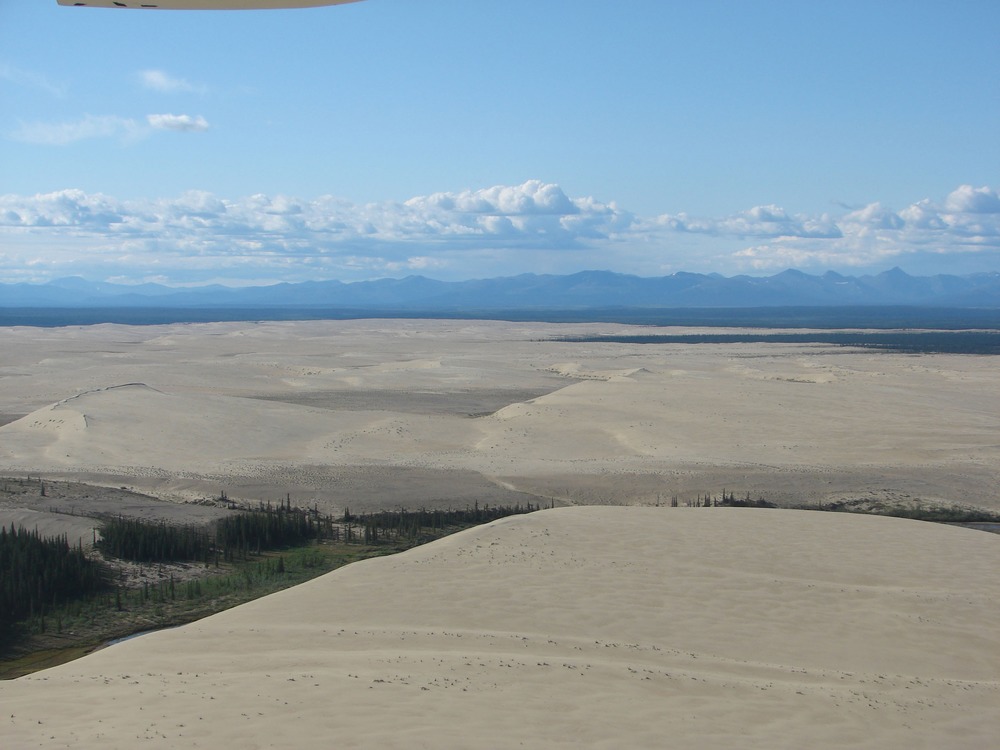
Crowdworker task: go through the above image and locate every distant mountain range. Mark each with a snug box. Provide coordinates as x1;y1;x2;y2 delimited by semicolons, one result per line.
2;268;1000;309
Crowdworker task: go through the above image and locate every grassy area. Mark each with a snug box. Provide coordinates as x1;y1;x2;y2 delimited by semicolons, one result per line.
0;538;408;680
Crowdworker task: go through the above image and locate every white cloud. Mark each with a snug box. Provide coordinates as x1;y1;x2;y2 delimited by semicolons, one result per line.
944;185;1000;214
840;202;905;231
9;112;210;145
9;115;142;145
724;193;1000;272
407;180;578;215
649;204;841;239
138;69;206;95
0;183;997;284
146;114;210;132
0;64;66;97
0;189;124;227
897;200;947;230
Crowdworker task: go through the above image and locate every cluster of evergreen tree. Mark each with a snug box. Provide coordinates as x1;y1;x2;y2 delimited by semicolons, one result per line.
98;516;212;563
712;490;776;508
98;500;340;565
671;491;776;507
0;525;109;632
96;498;546;564
342;501;543;545
214;500;336;561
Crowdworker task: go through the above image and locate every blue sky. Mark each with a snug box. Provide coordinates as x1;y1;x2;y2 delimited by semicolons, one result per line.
1;0;998;286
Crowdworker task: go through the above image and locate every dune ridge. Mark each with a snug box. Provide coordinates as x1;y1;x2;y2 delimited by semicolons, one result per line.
3;507;998;749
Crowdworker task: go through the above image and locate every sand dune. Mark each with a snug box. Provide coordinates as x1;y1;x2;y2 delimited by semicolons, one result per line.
1;320;997;511
5;365;990;475
2;382;386;472
2;321;998;747
3;507;998;749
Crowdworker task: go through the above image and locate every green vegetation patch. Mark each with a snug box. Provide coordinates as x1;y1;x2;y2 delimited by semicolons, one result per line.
1;500;544;678
1;526;109;636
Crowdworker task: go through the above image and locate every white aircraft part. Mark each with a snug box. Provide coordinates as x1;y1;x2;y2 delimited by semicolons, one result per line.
58;0;363;9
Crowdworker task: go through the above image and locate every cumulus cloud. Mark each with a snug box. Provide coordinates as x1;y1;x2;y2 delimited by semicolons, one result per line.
723;189;1000;272
649;204;841;239
146;113;210;132
944;185;1000;214
0;189;124;227
406;180;579;215
0;183;997;284
138;69;206;94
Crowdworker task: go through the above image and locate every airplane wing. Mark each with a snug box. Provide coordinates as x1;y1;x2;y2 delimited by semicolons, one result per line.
58;0;363;8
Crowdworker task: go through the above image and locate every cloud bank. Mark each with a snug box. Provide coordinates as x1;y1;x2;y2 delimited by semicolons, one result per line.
0;182;997;285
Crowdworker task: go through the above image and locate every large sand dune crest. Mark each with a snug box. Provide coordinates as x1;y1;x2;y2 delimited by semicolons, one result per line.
3;507;998;749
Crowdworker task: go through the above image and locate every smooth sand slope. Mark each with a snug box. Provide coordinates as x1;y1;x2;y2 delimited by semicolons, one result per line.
1;320;998;514
3;507;999;749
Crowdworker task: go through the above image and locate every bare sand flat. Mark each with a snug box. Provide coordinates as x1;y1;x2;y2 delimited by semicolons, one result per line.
3;507;998;749
1;319;998;517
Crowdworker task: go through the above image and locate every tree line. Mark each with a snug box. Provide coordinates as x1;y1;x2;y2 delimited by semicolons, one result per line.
342;501;545;545
98;499;547;564
2;498;547;641
0;525;109;634
98;499;340;565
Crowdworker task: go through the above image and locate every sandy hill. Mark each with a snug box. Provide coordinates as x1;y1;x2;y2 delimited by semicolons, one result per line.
2;382;361;472
3;507;998;749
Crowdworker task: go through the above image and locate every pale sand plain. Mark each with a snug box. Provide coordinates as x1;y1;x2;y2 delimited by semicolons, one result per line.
1;319;998;513
1;319;999;747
